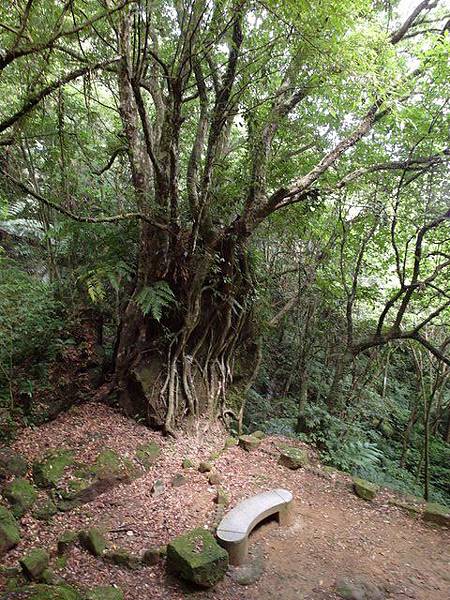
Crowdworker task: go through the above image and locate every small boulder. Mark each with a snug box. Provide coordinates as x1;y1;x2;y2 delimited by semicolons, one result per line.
278;447;309;470
171;473;188;488
78;528;107;556
0;448;28;479
198;461;213;473
167;527;229;588
0;505;21;556
224;437;238;449
353;478;379;501
387;499;420;517
86;586;124;600
6;584;82;600
135;442;160;469
93;449;135;480
238;435;261;452
182;458;194;469
214;488;229;507
251;431;266;440
57;531;78;555
208;472;221;485
104;548;141;570
32;498;58;522
19;548;49;581
336;577;386;600
151;479;165;497
32;450;74;488
423;502;450;527
142;547;163;566
2;478;37;518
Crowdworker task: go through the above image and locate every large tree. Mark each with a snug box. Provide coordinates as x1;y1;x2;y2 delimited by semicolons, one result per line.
0;0;449;432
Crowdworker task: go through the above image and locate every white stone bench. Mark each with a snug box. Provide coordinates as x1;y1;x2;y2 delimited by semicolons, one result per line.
216;488;293;565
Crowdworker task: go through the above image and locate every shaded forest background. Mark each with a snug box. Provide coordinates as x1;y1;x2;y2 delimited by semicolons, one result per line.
0;0;449;506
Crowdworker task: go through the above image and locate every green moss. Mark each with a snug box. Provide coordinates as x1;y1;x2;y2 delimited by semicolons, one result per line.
3;478;38;518
104;548;141;570
19;548;49;580
182;458;195;469
57;531;78;555
353;477;379;501
223;436;238;449
0;505;21;555
0;448;28;478
32;450;74;488
135;442;160;469
167;527;229;588
32;498;58;522
238;435;261;452
78;528;106;556
85;586;124;600
93;449;135;479
54;555;68;570
16;584;83;600
251;430;266;440
278;447;309;469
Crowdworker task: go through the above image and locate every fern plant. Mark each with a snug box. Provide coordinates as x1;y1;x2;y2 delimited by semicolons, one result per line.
135;281;176;322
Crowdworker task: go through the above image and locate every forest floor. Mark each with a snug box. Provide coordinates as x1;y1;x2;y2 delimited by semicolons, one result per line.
1;402;449;600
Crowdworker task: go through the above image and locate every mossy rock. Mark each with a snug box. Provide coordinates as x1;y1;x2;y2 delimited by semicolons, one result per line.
388;499;420;517
182;458;194;469
171;473;188;488
32;498;58;522
198;461;213;473
208;472;221;485
78;528;106;556
353;478;379;501
423;503;450;527
92;449;135;480
223;437;238;449
238;435;261;452
251;430;266;440
104;548;141;570
214;488;229;507
32;451;74;488
278;447;309;470
85;586;124;600
142;546;165;566
0;505;21;556
57;531;78;555
0;448;28;479
56;498;81;513
167;527;229;588
2;584;83;600
135;442;160;469
2;478;37;518
19;548;49;581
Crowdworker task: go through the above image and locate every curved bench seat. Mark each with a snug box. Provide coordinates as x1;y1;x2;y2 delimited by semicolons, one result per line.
216;488;293;565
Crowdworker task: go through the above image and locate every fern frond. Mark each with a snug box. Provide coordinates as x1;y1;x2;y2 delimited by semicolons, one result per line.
135;281;175;321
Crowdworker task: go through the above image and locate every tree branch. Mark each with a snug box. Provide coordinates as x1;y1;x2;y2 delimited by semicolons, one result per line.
0;170;170;231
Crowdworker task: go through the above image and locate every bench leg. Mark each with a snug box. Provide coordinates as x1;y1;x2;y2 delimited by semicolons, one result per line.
278;500;294;526
225;538;249;566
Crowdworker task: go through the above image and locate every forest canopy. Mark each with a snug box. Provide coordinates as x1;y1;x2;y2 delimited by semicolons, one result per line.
0;0;449;504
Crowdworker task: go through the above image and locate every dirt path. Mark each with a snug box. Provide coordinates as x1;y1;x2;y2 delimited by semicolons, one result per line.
1;403;448;599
